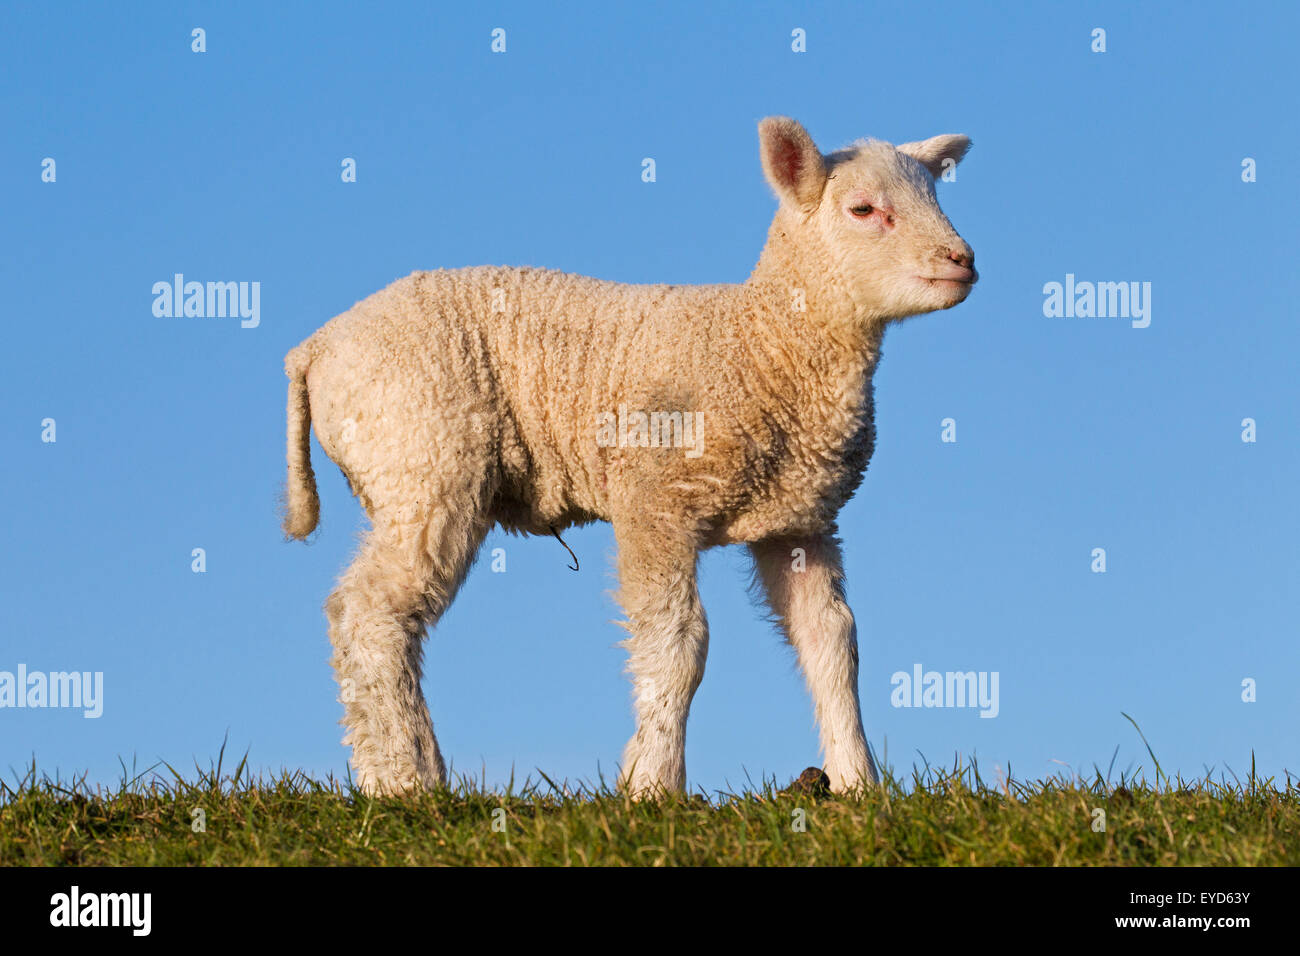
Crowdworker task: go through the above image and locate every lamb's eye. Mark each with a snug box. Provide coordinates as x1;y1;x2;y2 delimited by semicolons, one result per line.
850;204;874;217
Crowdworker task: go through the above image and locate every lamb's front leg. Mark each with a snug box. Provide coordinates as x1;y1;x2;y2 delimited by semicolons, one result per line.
613;526;708;797
750;533;878;792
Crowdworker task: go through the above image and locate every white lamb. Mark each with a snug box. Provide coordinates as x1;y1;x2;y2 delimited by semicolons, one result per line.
283;117;977;796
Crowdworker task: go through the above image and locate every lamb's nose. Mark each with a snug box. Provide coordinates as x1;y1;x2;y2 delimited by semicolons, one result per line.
948;246;974;269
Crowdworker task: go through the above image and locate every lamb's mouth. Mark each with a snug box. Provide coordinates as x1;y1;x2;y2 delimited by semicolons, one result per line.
917;267;977;286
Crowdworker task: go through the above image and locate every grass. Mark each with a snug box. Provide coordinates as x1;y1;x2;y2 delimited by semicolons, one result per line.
2;748;1296;866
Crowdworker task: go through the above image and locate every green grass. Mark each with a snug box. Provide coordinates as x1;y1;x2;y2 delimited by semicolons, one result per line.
3;751;1296;866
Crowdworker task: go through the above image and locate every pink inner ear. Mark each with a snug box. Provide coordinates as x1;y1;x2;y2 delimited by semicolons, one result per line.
770;138;804;189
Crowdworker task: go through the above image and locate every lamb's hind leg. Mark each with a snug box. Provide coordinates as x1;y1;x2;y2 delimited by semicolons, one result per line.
750;533;878;792
327;506;487;796
614;527;708;797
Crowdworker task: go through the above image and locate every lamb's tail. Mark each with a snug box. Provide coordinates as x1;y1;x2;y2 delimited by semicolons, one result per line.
283;345;320;539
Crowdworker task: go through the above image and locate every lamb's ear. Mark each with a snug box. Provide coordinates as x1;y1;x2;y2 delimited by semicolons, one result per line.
758;116;827;211
896;134;971;179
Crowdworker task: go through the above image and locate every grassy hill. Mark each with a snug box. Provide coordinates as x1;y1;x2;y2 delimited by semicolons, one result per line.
3;755;1295;866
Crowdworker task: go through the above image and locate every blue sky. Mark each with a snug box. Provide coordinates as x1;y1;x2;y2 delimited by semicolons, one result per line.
3;0;1296;795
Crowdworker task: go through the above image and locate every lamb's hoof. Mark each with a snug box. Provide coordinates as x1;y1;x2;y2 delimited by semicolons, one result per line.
784;767;831;798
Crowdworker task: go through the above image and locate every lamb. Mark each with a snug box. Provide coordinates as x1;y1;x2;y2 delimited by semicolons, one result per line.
282;116;977;797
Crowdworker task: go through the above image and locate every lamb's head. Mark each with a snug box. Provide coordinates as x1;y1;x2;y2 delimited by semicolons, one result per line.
758;116;976;323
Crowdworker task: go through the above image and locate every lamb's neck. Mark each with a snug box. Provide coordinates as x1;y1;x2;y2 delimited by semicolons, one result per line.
730;224;883;465
745;213;884;383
